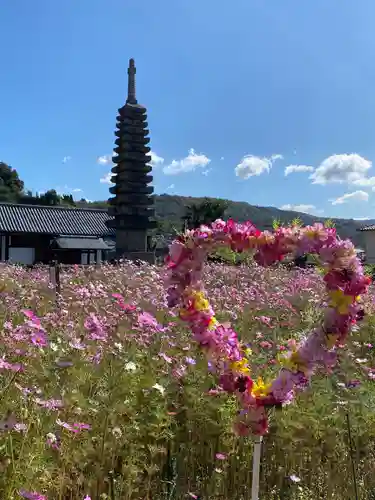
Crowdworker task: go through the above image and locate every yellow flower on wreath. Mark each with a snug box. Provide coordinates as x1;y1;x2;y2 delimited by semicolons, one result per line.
251;377;271;398
231;358;251;375
192;291;210;312
277;350;307;375
328;289;355;315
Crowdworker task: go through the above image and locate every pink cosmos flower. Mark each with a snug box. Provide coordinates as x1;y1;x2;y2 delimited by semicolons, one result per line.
56;419;91;433
215;453;227;460
34;398;63;411
159;352;172;363
19;490;46;500
0;358;23;372
22;310;41;326
31;332;48;347
46;432;60;450
259;341;272;349
255;315;273;327
137;311;163;331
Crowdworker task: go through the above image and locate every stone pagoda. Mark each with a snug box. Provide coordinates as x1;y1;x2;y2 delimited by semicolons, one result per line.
107;58;156;263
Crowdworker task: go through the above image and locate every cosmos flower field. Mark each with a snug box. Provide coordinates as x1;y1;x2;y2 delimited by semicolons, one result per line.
1;259;375;499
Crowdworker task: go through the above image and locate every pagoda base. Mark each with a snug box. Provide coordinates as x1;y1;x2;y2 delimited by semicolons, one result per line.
116;251;155;265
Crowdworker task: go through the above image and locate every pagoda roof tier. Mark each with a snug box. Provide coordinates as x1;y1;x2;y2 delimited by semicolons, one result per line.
116;116;148;127
108;204;155;217
106;216;157;230
115;127;149;138
116;123;149;135
114;144;150;154
109;184;154;195
113;152;151;163
118;103;146;115
108;193;154;206
110;171;153;183
111;164;152;175
115;136;150;147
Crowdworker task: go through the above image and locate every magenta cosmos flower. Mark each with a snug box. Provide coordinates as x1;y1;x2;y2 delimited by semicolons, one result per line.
19;490;47;500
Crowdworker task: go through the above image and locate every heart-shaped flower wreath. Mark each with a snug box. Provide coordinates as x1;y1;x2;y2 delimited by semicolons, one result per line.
165;219;371;435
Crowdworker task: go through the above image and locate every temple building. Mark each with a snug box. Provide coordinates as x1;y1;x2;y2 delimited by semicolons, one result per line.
107;58;157;263
0;203;114;265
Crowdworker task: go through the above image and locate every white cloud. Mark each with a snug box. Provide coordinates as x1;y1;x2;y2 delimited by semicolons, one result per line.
270;154;283;162
97;155;113;165
331;190;369;205
310;154;372;185
62;156;72;164
285;164;314;176
352;176;375;188
163;148;211;175
100;172;113;184
353;216;371;220
235;154;281;180
280;204;321;215
148;151;165;168
220;156;225;161
202;168;212;176
166;184;175;190
61;184;82;194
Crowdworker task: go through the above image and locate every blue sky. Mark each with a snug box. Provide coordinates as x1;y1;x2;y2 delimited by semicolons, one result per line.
2;0;375;220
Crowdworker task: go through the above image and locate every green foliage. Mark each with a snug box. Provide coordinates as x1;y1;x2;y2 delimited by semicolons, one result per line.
364;264;375;277
0;162;24;202
182;198;228;229
290;216;303;227
209;245;254;265
324;218;335;228
272;218;281;230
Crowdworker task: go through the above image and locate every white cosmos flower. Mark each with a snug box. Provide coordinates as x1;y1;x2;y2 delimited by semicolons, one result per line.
125;361;137;372
152;383;165;395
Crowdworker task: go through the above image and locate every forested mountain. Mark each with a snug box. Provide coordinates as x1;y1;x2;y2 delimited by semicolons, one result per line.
81;194;370;248
155;194;370;247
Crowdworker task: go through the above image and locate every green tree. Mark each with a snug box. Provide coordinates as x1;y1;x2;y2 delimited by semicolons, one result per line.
39;189;60;206
183;198;228;229
0;162;24;202
61;194;76;206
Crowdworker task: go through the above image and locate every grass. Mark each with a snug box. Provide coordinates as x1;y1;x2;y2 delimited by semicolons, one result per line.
1;261;375;499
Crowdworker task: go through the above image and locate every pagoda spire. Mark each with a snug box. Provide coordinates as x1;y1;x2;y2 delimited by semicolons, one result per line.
126;58;137;105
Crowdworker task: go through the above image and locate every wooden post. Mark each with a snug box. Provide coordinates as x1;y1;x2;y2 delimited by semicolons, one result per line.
55;260;61;295
251;435;262;500
49;260;61;298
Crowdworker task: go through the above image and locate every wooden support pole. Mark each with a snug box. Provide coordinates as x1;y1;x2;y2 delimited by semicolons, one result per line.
251;435;262;500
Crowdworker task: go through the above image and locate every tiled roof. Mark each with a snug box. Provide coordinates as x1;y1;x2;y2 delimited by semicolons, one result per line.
53;237;110;250
359;224;375;231
0;203;115;236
